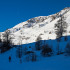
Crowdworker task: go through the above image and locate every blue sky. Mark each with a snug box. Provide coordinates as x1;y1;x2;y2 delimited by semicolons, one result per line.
0;0;70;31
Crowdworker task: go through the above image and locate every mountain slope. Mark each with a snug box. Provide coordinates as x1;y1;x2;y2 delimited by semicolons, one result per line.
1;7;70;45
0;47;70;70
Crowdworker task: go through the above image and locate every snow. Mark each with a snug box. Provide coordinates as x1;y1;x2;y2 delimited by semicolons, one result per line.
1;7;70;70
0;36;70;70
0;7;70;45
0;47;70;70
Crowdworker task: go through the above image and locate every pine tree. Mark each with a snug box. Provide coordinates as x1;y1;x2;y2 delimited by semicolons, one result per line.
1;29;12;53
56;43;60;55
31;53;37;62
64;36;68;41
35;36;42;50
55;15;67;39
0;33;1;42
16;36;23;63
16;45;22;58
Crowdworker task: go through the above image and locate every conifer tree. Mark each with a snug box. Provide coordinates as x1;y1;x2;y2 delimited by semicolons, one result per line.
35;35;42;50
55;15;67;39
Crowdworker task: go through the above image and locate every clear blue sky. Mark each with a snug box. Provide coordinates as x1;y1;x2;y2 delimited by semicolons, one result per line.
0;0;70;31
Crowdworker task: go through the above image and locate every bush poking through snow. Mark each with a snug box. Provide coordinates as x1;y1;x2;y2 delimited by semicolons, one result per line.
23;46;28;55
41;44;53;57
65;43;70;56
56;43;60;55
16;45;23;58
26;51;37;62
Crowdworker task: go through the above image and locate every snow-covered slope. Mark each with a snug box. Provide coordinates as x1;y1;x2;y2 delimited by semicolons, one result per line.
0;47;70;70
1;7;70;45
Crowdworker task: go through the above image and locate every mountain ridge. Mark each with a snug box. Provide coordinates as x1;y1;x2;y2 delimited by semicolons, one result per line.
0;7;70;45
